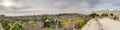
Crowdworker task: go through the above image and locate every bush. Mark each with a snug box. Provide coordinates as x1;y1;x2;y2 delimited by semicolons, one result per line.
89;13;99;18
0;19;25;30
42;27;54;30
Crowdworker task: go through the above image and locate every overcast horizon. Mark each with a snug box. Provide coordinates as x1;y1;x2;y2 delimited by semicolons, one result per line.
0;0;120;16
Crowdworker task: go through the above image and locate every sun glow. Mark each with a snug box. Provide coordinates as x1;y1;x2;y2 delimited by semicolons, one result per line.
1;0;14;7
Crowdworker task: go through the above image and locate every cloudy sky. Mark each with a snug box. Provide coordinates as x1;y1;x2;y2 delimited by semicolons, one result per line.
0;0;120;16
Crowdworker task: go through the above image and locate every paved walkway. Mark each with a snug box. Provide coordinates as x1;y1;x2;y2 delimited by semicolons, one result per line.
82;18;120;30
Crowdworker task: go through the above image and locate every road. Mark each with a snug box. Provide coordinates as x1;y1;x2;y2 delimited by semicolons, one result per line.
82;18;120;30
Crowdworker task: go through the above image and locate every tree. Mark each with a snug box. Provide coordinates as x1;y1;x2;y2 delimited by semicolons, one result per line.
43;18;62;30
101;13;108;17
113;16;119;20
89;12;99;18
110;13;113;16
42;15;47;22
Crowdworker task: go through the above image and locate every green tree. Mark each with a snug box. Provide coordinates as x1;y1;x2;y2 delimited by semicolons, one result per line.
89;12;99;18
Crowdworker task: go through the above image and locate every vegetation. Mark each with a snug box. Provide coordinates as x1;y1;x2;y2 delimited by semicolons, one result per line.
0;12;118;30
0;19;25;30
89;12;99;18
101;13;108;17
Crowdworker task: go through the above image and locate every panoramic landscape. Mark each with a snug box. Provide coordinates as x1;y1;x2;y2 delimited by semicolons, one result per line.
0;0;120;30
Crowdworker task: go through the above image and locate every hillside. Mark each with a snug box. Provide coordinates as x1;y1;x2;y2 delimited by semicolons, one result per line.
0;13;88;30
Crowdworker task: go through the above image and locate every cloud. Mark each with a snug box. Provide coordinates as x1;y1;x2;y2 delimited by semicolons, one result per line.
0;0;29;10
0;0;99;16
94;0;120;10
0;0;120;16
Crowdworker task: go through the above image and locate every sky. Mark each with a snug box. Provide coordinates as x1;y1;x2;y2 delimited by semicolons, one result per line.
0;0;120;16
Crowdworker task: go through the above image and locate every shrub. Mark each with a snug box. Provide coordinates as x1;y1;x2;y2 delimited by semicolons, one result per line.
0;19;25;30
